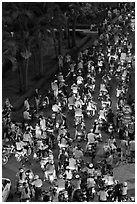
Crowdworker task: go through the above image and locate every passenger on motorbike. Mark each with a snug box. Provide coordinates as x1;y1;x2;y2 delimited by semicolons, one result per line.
107;135;117;152
39;116;46;131
56;174;66;194
68;155;77;171
71;83;79;96
74;96;83;109
52;102;61;114
44;160;56;183
98;108;107;121
64;166;73;180
73;144;84;160
74;106;83;126
58;134;69;149
86;130;98;149
68;95;75;110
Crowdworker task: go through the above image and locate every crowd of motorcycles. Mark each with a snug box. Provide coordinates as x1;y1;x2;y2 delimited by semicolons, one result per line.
2;3;135;202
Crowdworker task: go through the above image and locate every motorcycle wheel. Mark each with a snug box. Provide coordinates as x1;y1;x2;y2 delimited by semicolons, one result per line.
2;155;8;165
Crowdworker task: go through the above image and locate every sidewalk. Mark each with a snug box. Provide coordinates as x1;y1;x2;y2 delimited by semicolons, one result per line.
3;33;96;122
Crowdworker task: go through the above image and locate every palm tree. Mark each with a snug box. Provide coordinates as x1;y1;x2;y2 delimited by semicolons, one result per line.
68;3;82;47
46;3;66;56
64;11;71;48
3;3;34;92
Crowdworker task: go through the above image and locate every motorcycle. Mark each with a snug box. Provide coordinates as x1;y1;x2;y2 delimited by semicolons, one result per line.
2;145;15;165
86;101;97;117
15;146;31;163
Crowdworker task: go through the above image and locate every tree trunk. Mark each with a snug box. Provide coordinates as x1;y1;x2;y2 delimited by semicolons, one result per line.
67;19;71;48
72;16;77;47
39;47;44;77
33;51;37;76
52;29;58;59
24;58;29;92
18;63;24;93
58;28;62;55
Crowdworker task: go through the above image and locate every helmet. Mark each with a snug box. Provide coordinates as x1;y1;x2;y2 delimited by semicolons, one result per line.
123;182;127;187
89;163;93;168
19;168;24;173
59;174;63;179
75;174;80;179
34;175;39;180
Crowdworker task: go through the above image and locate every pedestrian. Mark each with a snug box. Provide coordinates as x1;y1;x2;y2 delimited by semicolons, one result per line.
34;88;40;113
24;97;30;111
20;182;31;202
58;55;63;71
128;137;135;163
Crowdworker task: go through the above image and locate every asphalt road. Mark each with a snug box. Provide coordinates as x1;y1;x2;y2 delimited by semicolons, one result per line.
3;72;135;202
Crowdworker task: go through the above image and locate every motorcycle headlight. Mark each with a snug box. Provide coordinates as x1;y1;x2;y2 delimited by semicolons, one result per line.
15;153;18;158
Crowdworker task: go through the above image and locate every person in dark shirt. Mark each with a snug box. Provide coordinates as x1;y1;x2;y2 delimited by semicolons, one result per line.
106;109;115;124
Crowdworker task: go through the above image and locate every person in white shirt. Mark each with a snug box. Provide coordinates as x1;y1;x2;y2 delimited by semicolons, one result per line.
99;108;107;121
129;139;135;162
24;98;30;110
65;167;73;180
58;55;63;71
51;80;58;101
98;187;109;201
87;130;97;145
57;174;66;194
100;83;108;93
76;75;83;86
52;103;61;113
87;174;96;189
39;116;46;131
35;123;42;138
68;155;76;171
15;137;24;153
71;83;78;95
23;110;31;120
23;130;32;145
74;97;83;109
120;182;128;197
68;95;75;110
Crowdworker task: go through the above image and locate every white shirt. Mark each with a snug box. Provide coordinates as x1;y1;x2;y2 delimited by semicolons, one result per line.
68;158;76;170
87;132;96;144
87;178;95;188
52;104;60;112
40;119;46;130
16;141;24;150
23;111;30;120
65;170;73;180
